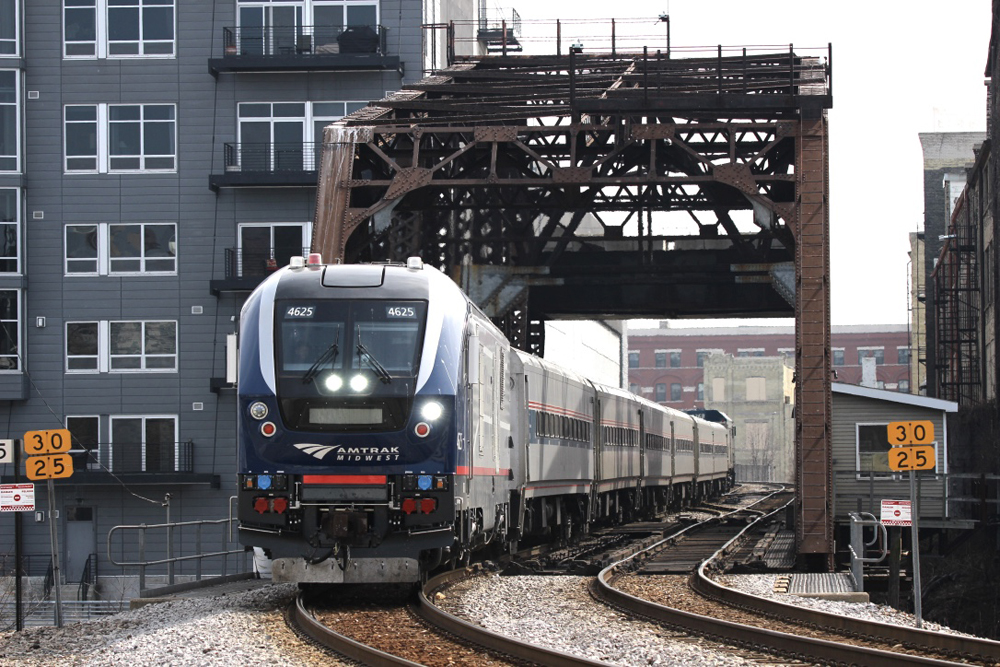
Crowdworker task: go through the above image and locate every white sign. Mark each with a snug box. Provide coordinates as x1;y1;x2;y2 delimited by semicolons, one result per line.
0;439;12;464
881;499;912;527
0;483;35;512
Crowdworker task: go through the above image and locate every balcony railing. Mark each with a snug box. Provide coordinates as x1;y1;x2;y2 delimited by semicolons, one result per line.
211;142;321;191
224;142;320;173
211;246;310;295
210;24;397;76
223;24;387;57
68;440;194;475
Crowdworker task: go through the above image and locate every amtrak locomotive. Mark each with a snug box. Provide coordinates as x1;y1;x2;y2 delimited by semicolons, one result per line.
237;255;734;584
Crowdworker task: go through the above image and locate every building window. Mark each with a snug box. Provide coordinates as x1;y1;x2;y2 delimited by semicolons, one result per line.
654;351;666;368
0;289;18;370
0;70;18;171
777;348;794;358
65;223;177;275
238;223;309;276
67;415;100;470
697;349;723;367
0;188;19;273
65;104;176;173
670;383;682;401
236;0;379;55
746;376;766;401
711;377;725;401
857;423;893;478
654;383;666;402
629;382;639;394
110;415;177;473
897;347;911;365
697;382;704;401
898;379;910;393
237;101;364;171
0;0;16;55
670;351;681;368
832;348;844;366
628;352;639;368
737;348;765;357
64;0;175;59
858;347;884;365
66;320;177;373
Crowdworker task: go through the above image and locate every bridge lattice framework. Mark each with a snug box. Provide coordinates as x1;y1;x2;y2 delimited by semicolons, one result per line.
312;49;833;566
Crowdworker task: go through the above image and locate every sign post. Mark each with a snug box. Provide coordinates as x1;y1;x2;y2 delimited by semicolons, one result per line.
23;429;74;629
887;420;935;629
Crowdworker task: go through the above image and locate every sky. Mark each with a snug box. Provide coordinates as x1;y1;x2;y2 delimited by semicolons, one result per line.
504;1;992;327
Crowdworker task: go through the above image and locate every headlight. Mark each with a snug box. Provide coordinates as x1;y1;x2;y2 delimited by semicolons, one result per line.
349;374;369;392
420;401;443;421
324;374;343;392
249;402;268;420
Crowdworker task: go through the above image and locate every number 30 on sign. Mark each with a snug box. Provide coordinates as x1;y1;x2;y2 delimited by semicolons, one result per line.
23;429;72;455
887;421;935;446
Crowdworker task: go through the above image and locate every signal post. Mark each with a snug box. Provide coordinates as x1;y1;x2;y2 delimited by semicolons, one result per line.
886;420;936;628
23;429;74;628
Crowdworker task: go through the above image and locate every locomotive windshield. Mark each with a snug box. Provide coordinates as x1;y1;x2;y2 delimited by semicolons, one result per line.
275;299;428;432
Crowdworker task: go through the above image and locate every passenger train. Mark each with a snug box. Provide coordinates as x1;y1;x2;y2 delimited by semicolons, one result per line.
236;255;734;584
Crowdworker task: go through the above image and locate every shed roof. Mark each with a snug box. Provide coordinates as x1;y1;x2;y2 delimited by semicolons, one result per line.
832;383;958;413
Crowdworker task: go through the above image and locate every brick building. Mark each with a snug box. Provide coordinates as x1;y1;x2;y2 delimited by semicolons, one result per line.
627;323;911;411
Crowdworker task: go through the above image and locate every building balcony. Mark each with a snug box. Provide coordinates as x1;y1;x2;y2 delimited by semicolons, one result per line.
210;245;310;295
478;8;522;53
1;441;218;487
209;24;399;76
210;142;320;191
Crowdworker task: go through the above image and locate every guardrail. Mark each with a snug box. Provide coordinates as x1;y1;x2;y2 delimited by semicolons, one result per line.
107;502;250;595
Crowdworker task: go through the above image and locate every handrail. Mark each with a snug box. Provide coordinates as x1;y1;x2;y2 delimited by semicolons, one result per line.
107;517;249;594
848;511;888;592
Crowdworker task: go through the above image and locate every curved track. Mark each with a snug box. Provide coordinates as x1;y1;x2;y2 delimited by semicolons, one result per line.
594;492;1000;666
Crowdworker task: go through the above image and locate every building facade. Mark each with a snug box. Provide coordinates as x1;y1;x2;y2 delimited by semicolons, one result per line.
0;0;485;593
627;323;912;412
702;354;795;483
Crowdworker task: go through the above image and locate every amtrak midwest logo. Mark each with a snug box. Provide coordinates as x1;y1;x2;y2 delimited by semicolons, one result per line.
295;443;402;461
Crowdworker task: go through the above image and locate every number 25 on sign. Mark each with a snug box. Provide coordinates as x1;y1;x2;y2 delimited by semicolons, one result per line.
888;445;936;472
26;454;73;480
887;421;935;446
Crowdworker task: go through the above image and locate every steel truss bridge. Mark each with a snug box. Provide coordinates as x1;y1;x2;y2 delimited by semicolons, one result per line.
312;48;834;566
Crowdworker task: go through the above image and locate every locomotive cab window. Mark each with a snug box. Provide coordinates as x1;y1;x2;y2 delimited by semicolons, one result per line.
274;299;427;431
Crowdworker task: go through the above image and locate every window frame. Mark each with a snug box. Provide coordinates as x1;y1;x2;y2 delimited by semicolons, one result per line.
857;346;885;365
0;0;18;57
856;422;898;480
669;382;682;402
64;103;177;174
0;69;20;172
66;319;178;373
66;415;101;470
65;222;178;276
0;187;20;274
0;288;19;371
64;0;176;60
109;414;178;473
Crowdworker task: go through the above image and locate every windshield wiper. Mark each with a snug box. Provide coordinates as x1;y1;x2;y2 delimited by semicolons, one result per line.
302;328;340;384
356;327;392;384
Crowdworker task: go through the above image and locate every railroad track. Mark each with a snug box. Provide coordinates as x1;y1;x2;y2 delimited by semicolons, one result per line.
595;490;1000;666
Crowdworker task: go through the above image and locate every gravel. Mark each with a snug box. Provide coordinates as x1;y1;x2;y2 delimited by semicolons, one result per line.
0;583;350;667
437;574;761;666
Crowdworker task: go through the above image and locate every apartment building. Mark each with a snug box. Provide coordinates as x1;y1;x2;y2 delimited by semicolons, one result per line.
0;0;483;593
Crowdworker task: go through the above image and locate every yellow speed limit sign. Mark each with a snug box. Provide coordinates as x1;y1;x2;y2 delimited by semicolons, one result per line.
888;445;936;472
25;453;74;480
23;429;72;455
887;421;935;446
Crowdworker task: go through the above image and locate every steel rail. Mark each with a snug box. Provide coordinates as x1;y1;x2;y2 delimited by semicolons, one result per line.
693;544;1000;663
289;592;424;667
418;568;611;667
594;493;974;667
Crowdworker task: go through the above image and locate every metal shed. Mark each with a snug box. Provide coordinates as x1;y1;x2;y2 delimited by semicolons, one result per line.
831;383;960;528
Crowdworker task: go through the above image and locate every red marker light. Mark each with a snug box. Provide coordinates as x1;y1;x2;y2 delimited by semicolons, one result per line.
261;422;276;437
414;422;430;438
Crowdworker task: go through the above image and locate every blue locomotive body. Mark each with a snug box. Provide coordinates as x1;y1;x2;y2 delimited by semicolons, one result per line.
236;257;733;584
